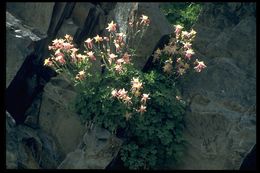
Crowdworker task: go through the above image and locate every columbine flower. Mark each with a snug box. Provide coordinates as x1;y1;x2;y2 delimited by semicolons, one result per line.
62;42;73;50
122;53;131;64
182;31;189;39
141;93;150;104
116;58;125;64
87;51;96;61
163;63;173;74
113;40;121;52
75;70;85;80
117;33;126;42
64;34;73;42
106;21;117;32
115;64;123;73
183;42;192;50
131;77;143;92
185;49;194;60
178;68;186;75
194;59;207;72
103;37;109;42
108;53;118;64
137;105;147;114
76;54;87;62
140;15;150;26
189;29;197;37
117;88;128;99
85;38;93;49
94;35;103;43
44;58;53;66
175;25;183;35
55;55;66;65
123;96;132;105
111;89;118;97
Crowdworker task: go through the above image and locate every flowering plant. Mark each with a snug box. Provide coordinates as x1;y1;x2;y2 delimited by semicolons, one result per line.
45;15;205;169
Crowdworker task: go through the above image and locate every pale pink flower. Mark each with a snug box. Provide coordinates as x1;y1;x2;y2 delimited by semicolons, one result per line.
185;49;194;60
116;58;125;64
108;53;118;64
141;93;150;104
183;42;192;50
137;105;147;114
85;38;93;49
182;31;189;39
111;89;118;97
175;25;183;35
122;53;131;64
62;42;73;50
114;64;123;73
194;59;207;72
103;37;109;42
94;35;103;43
87;51;96;61
76;54;87;61
131;77;143;91
113;40;121;52
44;58;53;66
64;34;73;42
117;33;126;42
106;21;117;32
117;88;128;99
55;55;66;65
123;96;132;105
75;70;85;80
188;29;197;37
140;15;150;26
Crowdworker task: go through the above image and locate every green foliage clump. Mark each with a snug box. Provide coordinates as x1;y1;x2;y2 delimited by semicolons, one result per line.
75;69;187;170
160;2;203;30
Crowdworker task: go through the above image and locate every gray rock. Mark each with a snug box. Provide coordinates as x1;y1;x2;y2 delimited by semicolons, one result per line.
6;112;61;169
6;112;18;169
58;126;123;169
6;12;42;88
6;2;54;35
39;75;85;157
168;3;256;170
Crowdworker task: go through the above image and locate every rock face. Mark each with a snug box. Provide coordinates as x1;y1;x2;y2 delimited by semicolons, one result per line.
6;112;62;169
58;126;123;169
39;75;85;157
169;2;256;170
6;2;54;35
6;11;42;88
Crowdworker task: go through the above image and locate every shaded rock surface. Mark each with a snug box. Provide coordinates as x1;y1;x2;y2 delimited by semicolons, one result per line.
166;2;256;170
6;2;54;36
6;11;42;88
6;112;62;169
39;75;85;157
58;126;123;169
